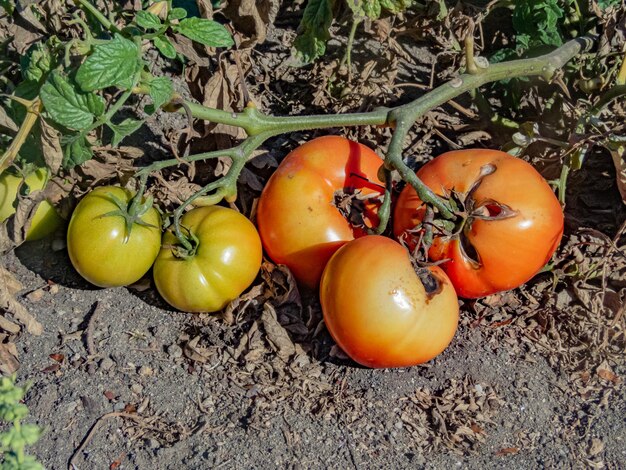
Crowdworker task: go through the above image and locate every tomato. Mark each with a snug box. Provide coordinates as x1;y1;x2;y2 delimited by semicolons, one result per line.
67;186;161;287
320;235;459;368
394;149;564;298
0;168;62;241
256;136;384;289
153;206;262;313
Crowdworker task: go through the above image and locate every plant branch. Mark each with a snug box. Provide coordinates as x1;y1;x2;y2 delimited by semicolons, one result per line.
144;37;593;239
0;98;42;172
71;0;121;34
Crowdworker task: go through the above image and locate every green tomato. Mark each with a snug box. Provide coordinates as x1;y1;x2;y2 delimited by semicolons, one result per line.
153;206;262;313
66;186;162;287
0;168;62;241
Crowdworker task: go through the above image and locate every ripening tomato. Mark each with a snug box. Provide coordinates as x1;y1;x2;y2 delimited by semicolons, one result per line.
256;136;384;289
320;235;459;368
153;206;262;313
0;168;62;241
67;186;162;287
394;149;564;298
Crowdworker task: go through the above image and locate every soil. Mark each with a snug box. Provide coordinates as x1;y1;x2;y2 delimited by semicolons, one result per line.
1;3;625;470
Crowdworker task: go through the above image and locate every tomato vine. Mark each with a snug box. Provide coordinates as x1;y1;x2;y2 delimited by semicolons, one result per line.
1;0;620;249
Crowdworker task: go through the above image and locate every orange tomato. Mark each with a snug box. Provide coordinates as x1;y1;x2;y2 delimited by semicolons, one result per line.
394;149;564;298
256;136;384;289
320;235;459;368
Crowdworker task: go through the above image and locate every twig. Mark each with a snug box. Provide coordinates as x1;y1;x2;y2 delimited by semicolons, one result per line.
68;412;145;470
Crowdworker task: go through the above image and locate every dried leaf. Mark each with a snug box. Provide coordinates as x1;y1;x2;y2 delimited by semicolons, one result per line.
183;336;213;363
0;266;43;335
596;362;619;384
606;140;626;204
588;438;605;456
40;118;63;174
260;303;295;362
0;341;19;375
223;0;280;46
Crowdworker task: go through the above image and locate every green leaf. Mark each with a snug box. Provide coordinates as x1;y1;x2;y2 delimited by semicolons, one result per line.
108;118;144;147
169;7;188;19
76;34;140;91
293;0;335;64
512;0;564;51
136;10;162;29
153;35;177;59
363;1;381;19
597;0;620;8
379;0;412;13
62;134;93;168
149;76;174;112
40;72;105;131
20;37;60;83
174;18;234;48
0;0;14;14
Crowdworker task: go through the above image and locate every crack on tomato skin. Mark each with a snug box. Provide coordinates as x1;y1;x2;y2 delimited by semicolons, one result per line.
459;231;481;269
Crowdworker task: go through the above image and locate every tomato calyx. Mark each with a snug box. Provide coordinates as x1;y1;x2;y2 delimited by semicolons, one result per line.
424;163;520;268
333;187;383;231
97;192;159;244
166;226;200;259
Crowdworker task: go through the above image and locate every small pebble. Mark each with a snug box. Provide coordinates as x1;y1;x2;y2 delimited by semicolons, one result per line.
167;344;183;358
99;357;115;371
131;383;143;394
113;402;126;411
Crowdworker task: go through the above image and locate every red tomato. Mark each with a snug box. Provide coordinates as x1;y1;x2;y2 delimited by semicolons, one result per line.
256;136;384;289
320;235;459;368
394;149;564;298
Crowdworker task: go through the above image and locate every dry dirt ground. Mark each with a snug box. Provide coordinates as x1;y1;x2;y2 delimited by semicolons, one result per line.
1;3;625;470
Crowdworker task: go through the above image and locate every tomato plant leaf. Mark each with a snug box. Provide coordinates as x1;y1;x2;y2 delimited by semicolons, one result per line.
40;72;105;131
169;7;188;20
76;34;140;92
174;18;234;48
0;0;15;14
20;37;60;84
293;0;334;64
378;0;413;13
597;0;620;8
153;35;177;59
62;134;93;168
512;0;564;52
109;118;144;147
136;10;162;30
147;76;174;113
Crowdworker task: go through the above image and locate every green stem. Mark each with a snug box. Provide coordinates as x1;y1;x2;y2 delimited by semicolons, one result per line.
169;133;272;251
147;37;593;239
340;18;360;77
72;0;121;34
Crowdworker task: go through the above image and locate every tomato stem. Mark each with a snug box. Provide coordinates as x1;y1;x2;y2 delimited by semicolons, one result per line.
130;36;593;234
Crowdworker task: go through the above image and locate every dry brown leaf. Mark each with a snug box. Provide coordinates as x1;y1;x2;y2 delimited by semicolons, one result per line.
170;34;211;66
606;140;626;204
588;438;605;456
260;303;295;362
0;105;18;134
183;336;214;364
0;268;44;335
223;0;280;46
596;362;619;384
0;316;20;335
9;5;46;54
0;341;20;375
40;118;63;174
